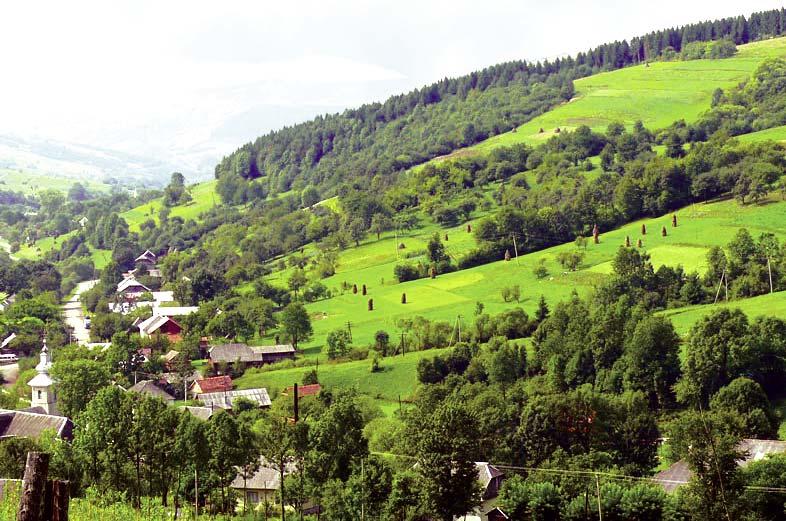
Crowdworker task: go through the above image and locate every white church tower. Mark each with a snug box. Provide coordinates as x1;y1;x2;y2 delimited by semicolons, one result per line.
27;338;58;415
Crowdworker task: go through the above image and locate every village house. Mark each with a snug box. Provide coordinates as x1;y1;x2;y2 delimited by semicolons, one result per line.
197;388;271;410
654;438;786;492
457;463;506;521
137;315;183;342
208;343;296;370
230;457;296;507
179;406;215;421
0;409;74;441
191;375;233;398
128;380;176;405
161;349;181;371
135;250;157;269
117;277;151;299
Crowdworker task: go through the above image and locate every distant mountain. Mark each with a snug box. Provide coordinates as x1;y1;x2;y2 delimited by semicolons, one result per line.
0;133;181;188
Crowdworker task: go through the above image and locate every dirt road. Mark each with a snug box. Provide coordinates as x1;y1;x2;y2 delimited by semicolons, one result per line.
63;279;99;345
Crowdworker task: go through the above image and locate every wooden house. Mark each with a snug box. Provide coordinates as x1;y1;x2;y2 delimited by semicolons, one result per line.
191;375;233;398
137;315;183;342
208;343;295;370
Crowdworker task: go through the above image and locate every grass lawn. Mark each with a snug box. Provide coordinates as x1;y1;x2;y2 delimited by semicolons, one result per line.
435;37;786;160
235;348;449;410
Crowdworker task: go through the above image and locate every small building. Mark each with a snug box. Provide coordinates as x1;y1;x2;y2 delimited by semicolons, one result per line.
208;343;296;370
153;305;199;317
128;380;176;405
0;409;73;441
161;350;181;370
231;457;296;506
137;315;183;342
191;375;233;397
459;463;506;521
197;388;271;410
654;438;786;493
179;406;215;421
135;250;158;269
0;333;17;352
117;277;151;298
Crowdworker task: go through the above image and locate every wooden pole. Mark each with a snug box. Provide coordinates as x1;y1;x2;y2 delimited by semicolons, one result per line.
512;234;520;264
768;257;773;294
52;481;69;521
17;452;49;521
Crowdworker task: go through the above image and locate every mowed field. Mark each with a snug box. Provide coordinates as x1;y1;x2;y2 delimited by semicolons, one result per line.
444;37;786;156
238;196;786;413
264;195;786;355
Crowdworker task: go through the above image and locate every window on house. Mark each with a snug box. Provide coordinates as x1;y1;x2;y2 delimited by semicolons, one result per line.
247;491;259;504
37;390;42;400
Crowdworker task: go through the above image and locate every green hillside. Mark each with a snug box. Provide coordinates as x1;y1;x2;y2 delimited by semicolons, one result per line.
444;37;786;158
0;168;110;195
263;195;786;353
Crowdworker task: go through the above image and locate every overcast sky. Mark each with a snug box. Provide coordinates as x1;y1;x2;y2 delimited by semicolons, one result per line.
0;0;783;172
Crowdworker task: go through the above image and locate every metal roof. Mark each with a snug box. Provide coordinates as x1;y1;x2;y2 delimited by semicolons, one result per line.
198;388;271;409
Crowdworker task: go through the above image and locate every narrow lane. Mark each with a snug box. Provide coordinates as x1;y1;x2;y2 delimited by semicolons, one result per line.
63;279;99;345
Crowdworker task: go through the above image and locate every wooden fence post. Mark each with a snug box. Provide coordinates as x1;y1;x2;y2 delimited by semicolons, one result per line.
53;481;69;521
17;452;49;521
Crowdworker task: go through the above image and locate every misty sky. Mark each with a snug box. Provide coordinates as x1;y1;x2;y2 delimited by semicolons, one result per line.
0;0;783;172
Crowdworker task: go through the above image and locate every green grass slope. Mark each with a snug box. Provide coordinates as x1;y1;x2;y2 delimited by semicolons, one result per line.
0;168;110;195
444;37;786;157
270;196;786;355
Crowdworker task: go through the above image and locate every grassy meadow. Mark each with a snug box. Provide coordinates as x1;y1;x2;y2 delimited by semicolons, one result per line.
266;195;786;356
440;37;786;159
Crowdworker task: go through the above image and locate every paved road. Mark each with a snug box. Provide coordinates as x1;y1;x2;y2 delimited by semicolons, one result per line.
63;280;99;345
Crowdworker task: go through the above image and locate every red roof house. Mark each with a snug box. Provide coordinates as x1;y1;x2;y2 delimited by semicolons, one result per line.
191;375;233;397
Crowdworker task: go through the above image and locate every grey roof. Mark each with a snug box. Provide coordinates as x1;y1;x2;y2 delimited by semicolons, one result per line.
128;380;175;402
179;406;214;421
231;457;296;491
475;462;504;489
209;343;295;363
654;438;786;492
198;388;271;409
0;409;73;439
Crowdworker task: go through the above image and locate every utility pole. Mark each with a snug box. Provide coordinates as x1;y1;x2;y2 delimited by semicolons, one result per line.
511;234;520;264
714;270;726;304
400;332;405;356
395;229;399;260
194;468;199;518
768;257;774;293
346;322;353;343
457;315;462;343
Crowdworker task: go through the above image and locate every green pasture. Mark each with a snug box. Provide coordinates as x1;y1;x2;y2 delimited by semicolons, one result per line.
737;124;786;144
440;37;786;159
264;195;786;356
121;179;219;231
235;347;450;410
662;289;786;336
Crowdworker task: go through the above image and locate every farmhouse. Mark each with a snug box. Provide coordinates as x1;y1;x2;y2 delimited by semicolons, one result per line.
0;409;73;440
117;277;151;298
208;343;296;369
191;375;233;397
137;315;183;342
179;406;215;421
654;438;786;492
135;250;157;269
231;457;295;506
197;388;271;410
128;380;176;405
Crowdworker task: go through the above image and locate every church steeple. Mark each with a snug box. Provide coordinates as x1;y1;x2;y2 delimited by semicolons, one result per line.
27;338;58;415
